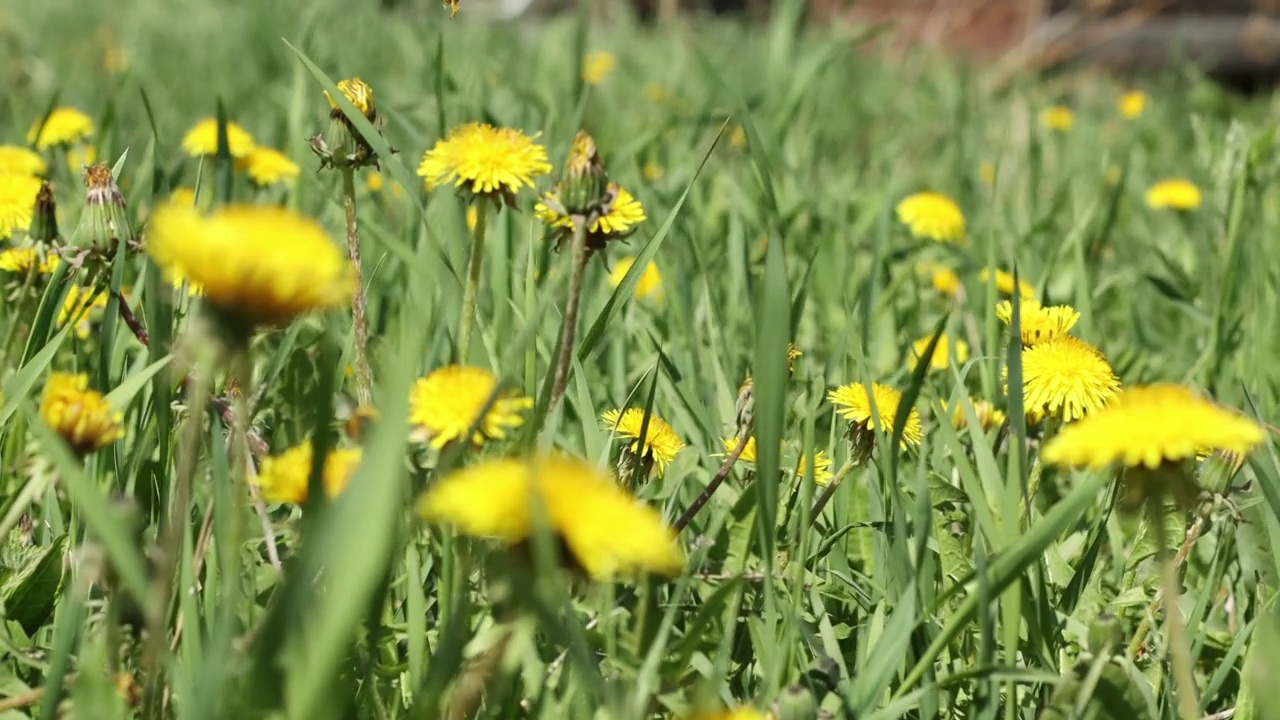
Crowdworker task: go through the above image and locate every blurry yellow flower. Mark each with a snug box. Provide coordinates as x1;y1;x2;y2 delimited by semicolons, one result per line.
169;187;197;207
417;122;551;199
66;144;97;175
978;162;996;186
895;192;965;243
145;203;353;329
643;82;669;103
180;118;256;158
926;265;962;298
601;408;685;472
535;183;646;249
608;257;663;301
942;397;1006;432
1043;384;1262;470
1145;178;1201;211
366;172;406;199
419;454;685;579
1040;106;1074;131
409;365;531;449
720;435;760;463
642;161;665;182
0;248;59;274
443;0;459;16
979;267;1034;299
828;381;923;446
686;707;771;720
1012;335;1120;422
325;77;377;120
0;146;47;177
0;174;45;239
1118;90;1146;120
28;107;95;149
996;298;1080;346
39;372;123;455
728;125;748;149
236;146;300;187
797;449;835;485
255;440;362;504
910;333;969;372
59;285;109;339
582;51;617;85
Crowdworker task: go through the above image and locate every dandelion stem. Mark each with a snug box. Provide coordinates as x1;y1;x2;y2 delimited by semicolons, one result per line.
457;204;489;363
547;219;589;416
1126;513;1208;659
674;425;752;533
341;167;375;406
808;459;859;526
1149;494;1201;720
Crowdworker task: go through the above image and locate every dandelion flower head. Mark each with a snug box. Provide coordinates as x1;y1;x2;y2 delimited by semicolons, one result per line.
409;365;532;449
325;77;376;120
1145;178;1201;211
181;118;256;158
145;203;354;328
1119;90;1146;120
910;333;969;372
720;435;760;463
417;122;551;198
39;372;123;455
1043;384;1263;470
255;440;363;504
419;454;685;579
236;146;300;187
1012;335;1120;422
942;397;1007;432
535;183;646;239
582;51;617;85
601;408;685;472
797;449;835;485
607;257;663;301
1040;106;1074;131
0;247;59;274
0;146;47;177
28;107;95;148
828;381;923;445
996;298;1080;346
895;191;965;243
979;267;1034;299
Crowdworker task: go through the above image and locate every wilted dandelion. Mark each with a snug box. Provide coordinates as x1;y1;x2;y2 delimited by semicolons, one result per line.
1145;178;1201;211
601;407;685;473
895;191;965;243
28;107;95;149
181;118;255;158
0;145;48;177
1013;335;1120;422
408;365;531;449
74;164;133;254
255;440;362;504
996;298;1080;346
236;146;300;187
418;454;685;579
910;333;968;372
39;372;123;455
582;51;617;85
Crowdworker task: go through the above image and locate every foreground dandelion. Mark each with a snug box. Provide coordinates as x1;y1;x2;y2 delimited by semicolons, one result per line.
1014;335;1120;422
1145;178;1201;211
237;146;300;187
408;365;531;449
39;372;123;455
417;122;551;202
255;441;362;504
607;257;663;301
582;50;617;85
910;333;969;372
996;298;1080;346
601;407;685;474
895;191;965;243
828;381;923;457
419;454;684;579
181;118;255;158
0;173;43;238
1040;106;1074;131
0;145;48;177
145;203;354;333
1118;90;1147;120
28;107;95;149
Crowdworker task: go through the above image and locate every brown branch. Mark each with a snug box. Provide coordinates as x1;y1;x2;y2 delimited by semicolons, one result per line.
673;427;751;533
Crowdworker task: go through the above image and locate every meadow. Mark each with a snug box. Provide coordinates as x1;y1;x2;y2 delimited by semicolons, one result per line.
0;0;1279;718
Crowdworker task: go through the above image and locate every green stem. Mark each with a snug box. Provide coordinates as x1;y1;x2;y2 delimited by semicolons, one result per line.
341;168;374;406
546;219;588;417
1150;494;1200;720
807;458;859;526
457;204;489;363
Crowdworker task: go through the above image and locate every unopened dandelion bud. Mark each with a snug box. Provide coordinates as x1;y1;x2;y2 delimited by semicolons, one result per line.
773;684;817;720
74;164;133;253
558;130;608;216
26;181;59;244
312;77;381;171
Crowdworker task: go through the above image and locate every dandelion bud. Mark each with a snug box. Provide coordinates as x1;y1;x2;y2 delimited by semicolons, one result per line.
772;684;817;720
558;130;608;216
1087;612;1124;656
74;164;133;253
312;77;382;171
27;181;59;244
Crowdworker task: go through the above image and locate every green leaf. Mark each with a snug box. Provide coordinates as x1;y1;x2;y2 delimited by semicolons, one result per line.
2;534;68;636
103;355;174;411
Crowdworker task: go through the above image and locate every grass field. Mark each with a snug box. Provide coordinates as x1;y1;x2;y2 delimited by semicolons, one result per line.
1;0;1280;718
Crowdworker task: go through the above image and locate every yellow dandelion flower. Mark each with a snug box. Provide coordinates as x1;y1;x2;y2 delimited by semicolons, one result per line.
942;397;1006;432
685;707;772;720
254;440;363;504
39;372;123;455
582;51;617;85
169;187;197;207
409;365;531;449
1145;178;1201;211
59;285;109;339
601;408;685;472
797;449;835;485
325;77;376;120
28;107;95;149
180;118;256;159
0;247;59;274
1040;106;1074;131
925;265;962;298
0;146;47;177
978;267;1034;299
828;381;923;446
1043;384;1263;470
417;122;551;199
642;161;664;182
643;82;669;103
978;162;997;186
996;298;1080;346
910;333;969;372
145;203;353;328
236;146;300;187
0;174;42;239
720;435;760;463
536;183;645;233
608;257;663;301
1119;90;1146;120
1013;335;1120;422
419;454;685;579
895;191;965;243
